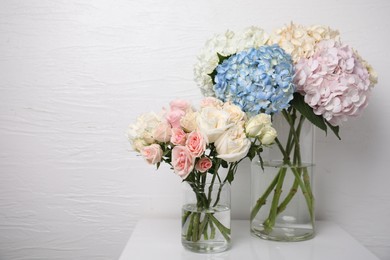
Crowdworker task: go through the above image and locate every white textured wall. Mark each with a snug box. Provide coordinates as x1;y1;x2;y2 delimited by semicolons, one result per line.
0;0;389;259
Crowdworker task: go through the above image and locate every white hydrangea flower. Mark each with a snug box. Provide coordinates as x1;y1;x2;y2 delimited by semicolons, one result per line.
194;27;269;97
269;22;340;62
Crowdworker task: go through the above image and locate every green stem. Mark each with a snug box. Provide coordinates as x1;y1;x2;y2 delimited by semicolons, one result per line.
192;213;200;242
197;214;209;240
212;162;237;208
275;138;289;163
209;220;216;239
208;213;231;242
262;167;287;233
186;213;194;241
253;109;315;234
182;210;191;227
207;159;220;206
277;175;299;214
290;166;314;222
250;170;281;221
203;221;209;240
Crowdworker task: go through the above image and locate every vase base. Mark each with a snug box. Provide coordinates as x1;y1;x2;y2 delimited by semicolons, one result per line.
182;240;231;253
251;224;315;242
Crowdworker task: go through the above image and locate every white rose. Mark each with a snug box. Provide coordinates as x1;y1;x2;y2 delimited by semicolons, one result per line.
245;114;272;137
223;102;246;124
215;125;251;162
197;107;233;143
259;126;277;145
180;109;199;133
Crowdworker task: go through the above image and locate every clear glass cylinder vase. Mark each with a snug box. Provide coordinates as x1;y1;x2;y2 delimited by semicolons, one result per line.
181;181;231;253
250;111;315;241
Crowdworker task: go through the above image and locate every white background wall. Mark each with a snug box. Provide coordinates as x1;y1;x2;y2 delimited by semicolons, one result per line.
0;0;389;259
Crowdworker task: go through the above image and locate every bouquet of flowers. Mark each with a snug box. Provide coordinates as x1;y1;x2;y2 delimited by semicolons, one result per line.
194;23;378;240
127;98;276;250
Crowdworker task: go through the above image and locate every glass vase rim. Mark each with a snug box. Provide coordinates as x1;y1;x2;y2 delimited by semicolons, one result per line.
253;160;315;168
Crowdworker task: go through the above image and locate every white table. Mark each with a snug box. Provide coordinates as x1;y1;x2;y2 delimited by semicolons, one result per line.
118;219;379;260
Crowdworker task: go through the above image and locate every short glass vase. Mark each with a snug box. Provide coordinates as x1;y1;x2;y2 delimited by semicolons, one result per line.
181;181;231;253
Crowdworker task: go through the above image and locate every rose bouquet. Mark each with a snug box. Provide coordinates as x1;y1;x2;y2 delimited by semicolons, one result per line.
194;23;378;240
127;98;276;252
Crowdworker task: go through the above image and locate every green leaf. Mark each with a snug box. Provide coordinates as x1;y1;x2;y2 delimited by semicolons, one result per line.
226;168;235;184
221;160;228;169
247;145;257;161
291;93;327;133
325;120;341;140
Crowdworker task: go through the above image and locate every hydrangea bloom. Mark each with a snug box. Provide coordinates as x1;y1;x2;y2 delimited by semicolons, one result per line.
194;27;269;97
214;45;295;115
269;22;340;62
354;49;378;88
294;40;372;126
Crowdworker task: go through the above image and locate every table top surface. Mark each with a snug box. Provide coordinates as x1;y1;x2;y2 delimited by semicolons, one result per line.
118;219;379;260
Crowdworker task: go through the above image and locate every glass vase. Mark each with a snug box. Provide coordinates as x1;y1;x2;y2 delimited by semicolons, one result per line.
181;181;231;253
250;110;315;241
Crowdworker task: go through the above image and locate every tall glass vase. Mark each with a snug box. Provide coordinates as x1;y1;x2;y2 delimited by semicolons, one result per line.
250;109;315;241
181;181;231;253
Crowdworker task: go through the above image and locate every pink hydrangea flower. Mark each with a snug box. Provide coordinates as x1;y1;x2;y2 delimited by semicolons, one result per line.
294;40;372;126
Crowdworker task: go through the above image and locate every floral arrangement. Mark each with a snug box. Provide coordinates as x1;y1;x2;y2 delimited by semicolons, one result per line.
194;22;377;236
127;98;277;245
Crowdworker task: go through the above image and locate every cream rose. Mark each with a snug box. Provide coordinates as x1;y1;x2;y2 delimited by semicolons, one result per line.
197;107;233;143
223;102;246;124
259;125;277;145
131;138;148;152
127;112;162;147
245;114;272;137
215;125;251;162
180;109;199;133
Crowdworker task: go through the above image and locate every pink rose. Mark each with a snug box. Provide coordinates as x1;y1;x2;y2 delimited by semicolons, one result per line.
170;99;191;112
171;128;187;145
186;131;207;157
172;146;195;179
195;157;212;173
141;144;163;164
153;121;172;142
166;109;185;128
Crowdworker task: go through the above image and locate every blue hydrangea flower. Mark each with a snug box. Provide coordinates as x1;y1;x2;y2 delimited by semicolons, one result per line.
214;45;295;115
